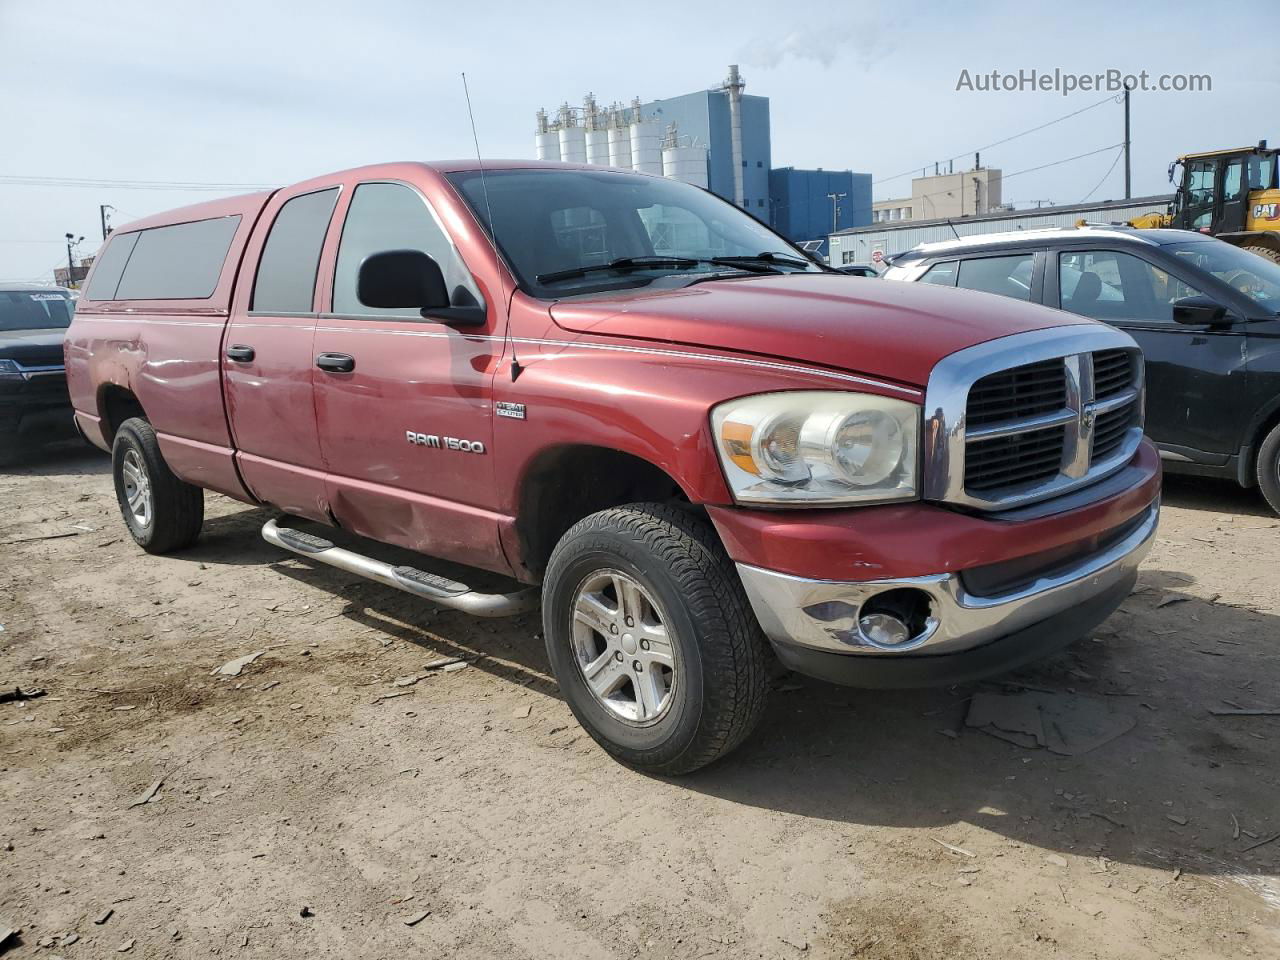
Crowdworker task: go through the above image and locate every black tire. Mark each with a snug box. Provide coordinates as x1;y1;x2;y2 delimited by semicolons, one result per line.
1257;421;1280;516
111;417;204;554
542;502;769;775
1241;244;1280;267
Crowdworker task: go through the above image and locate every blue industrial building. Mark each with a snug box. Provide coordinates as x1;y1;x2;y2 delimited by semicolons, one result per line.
768;168;873;251
640;88;773;216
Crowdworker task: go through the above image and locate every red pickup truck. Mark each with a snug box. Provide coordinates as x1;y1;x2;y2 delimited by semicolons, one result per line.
66;161;1160;773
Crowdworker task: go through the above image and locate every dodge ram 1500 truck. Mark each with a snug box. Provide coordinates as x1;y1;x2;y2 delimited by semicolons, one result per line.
66;161;1160;773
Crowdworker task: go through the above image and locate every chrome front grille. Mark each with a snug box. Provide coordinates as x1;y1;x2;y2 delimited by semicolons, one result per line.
924;327;1145;511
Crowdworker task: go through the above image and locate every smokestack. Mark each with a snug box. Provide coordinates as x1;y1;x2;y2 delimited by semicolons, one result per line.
723;65;746;207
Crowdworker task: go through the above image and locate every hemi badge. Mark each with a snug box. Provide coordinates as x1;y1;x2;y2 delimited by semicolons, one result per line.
496;401;526;420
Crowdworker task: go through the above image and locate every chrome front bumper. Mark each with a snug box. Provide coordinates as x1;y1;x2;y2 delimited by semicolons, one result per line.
737;499;1158;658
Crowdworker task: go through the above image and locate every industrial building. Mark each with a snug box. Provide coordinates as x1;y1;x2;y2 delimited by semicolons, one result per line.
872;161;1005;223
770;168;871;254
532;67;872;249
829;194;1174;268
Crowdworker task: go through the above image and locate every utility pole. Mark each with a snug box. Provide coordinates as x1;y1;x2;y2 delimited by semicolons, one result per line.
64;233;84;288
99;204;115;240
1123;82;1132;200
826;192;847;234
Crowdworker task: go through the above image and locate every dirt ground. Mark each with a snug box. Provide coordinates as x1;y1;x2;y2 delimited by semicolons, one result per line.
2;445;1279;959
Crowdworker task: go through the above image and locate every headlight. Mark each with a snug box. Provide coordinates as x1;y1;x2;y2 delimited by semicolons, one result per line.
0;359;24;381
711;391;919;505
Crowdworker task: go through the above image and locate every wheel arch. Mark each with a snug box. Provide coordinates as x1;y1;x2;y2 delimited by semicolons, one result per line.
97;384;148;444
512;444;696;581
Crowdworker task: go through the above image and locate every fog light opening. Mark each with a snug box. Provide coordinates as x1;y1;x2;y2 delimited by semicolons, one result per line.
857;588;935;649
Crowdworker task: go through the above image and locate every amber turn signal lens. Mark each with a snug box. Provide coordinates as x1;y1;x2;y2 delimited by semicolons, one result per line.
720;420;759;475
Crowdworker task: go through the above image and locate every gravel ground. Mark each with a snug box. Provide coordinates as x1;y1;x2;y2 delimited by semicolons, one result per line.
2;445;1279;959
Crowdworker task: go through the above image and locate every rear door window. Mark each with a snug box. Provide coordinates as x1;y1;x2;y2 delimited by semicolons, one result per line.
955;254;1035;301
251;188;340;313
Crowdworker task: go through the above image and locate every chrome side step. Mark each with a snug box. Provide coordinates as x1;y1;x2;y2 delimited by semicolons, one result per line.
262;518;538;618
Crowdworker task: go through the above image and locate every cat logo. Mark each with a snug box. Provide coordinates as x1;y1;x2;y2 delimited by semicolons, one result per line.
1253;203;1280;222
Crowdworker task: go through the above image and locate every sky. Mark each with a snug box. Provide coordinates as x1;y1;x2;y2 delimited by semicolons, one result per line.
1;0;1276;282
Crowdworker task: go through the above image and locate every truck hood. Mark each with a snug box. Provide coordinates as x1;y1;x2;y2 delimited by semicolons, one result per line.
0;327;68;366
549;274;1093;388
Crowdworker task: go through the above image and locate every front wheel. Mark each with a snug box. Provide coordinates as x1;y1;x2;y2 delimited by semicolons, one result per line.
542;503;769;775
1256;421;1280;516
112;417;204;553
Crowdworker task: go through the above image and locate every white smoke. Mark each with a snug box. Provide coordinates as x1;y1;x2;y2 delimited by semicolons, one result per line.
738;19;891;71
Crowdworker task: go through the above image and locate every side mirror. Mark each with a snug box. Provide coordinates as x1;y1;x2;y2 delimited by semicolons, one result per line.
1172;295;1229;327
357;250;485;326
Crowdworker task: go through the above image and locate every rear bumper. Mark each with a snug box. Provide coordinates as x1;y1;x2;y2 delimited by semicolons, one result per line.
718;441;1161;688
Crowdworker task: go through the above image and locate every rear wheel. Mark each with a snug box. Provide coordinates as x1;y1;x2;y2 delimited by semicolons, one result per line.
542;502;770;775
111;417;204;553
1256;421;1280;516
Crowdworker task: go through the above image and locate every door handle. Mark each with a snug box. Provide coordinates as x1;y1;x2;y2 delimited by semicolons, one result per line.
315;352;355;373
225;344;255;363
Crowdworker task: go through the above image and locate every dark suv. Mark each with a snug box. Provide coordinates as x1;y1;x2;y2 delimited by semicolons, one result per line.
885;228;1280;513
0;284;77;465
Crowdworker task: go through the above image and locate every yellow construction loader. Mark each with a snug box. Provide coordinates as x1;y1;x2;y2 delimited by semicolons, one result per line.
1127;141;1280;263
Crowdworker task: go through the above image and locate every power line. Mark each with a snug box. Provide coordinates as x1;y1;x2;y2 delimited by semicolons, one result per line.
1079;146;1126;203
0;174;275;192
899;143;1124;210
873;93;1117;188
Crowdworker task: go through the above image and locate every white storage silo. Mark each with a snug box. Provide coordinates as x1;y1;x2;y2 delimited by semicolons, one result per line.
555;128;586;165
607;126;632;169
663;143;709;188
585;128;610;165
534;108;560;161
630;119;663;175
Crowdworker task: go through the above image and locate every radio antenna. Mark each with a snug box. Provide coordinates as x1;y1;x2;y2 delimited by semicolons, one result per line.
462;71;521;380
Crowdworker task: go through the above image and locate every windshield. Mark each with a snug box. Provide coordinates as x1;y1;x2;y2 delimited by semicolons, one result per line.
447;168;820;298
1165;239;1280;311
0;290;75;331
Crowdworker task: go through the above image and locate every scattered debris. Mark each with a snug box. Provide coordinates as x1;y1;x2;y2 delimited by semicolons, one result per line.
1156;594;1190;608
1044;854;1068;867
441;661;470;674
937;729;959;739
423;656;465;671
0;686;46;704
373;691;411;703
118;937;136;952
1241;832;1280;853
1166;814;1189;826
261;680;280;691
1231;813;1241;840
128;779;164;808
393;675;425;687
965;692;1135;755
94;908;114;925
299;906;315;918
402;910;431;926
1;531;80;545
211;651;265;677
512;704;532;719
779;935;809;951
60;933;79;946
931;837;976;859
1090;811;1126;828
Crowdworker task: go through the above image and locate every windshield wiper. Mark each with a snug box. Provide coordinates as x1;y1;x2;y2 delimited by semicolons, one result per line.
537;257;702;284
710;252;815;270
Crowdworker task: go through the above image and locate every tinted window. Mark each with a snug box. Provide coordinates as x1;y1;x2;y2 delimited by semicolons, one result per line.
251;188;339;313
956;254;1034;300
1166;239;1280;310
918;261;957;286
83;232;139;301
0;291;75;331
333;182;480;317
113;216;241;300
1059;250;1204;323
